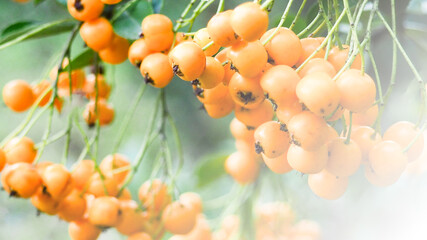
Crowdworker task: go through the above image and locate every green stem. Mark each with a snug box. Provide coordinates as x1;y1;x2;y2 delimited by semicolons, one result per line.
262;0;295;46
343;0;365;74
34;130;68;149
61;109;74;165
289;0;306;31
202;40;214;51
174;0;197;32
402;123;426;153
297;10;322;38
111;0;140;22
217;0;225;14
345;112;353;144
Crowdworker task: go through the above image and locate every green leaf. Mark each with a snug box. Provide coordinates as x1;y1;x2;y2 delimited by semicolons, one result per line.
61;48;95;72
195;154;228;188
56;0;67;6
1;21;36;40
113;1;153;40
151;0;163;13
0;19;75;51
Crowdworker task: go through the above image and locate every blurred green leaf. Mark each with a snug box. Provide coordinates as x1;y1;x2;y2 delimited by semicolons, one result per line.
34;0;46;5
56;0;67;6
151;0;163;13
62;48;95;72
196;154;228;188
113;1;153;40
0;19;75;51
1;21;35;39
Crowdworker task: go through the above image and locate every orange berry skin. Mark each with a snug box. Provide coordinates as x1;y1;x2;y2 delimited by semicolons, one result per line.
328;45;362;71
3;80;34;112
41;164;73;200
350;126;382;163
308;169;348;200
30;187;60;215
198;57;224;89
4;136;37;164
261;27;302;66
58;190;87;222
138;179;172;216
99;153;130;184
88;196;121;228
344;104;378;126
287;111;329;151
383;121;424;162
296;72;340;117
204;93;234;119
260;65;300;107
116;200;147;235
1;163;42;198
234;100;274;128
228;73;264;109
298;58;337;78
0;149;5;172
80;17;114;51
32;80;52;107
207;10;240;47
140;53;174;88
99;35;130;64
82;74;111;99
83;99;115;126
276;100;303;124
141;14;174;52
326;137;362;177
162;201;198;235
71;160;95;190
368;140;408;184
101;0;121;4
86;173;119;197
128;232;153;240
225;151;259;184
179;192;203;214
297;38;325;66
230;2;268;42
194;28;221;56
56;69;86;95
128;39;153;67
169;42;206;81
196;82;228;104
336;69;376;113
287;144;328;174
67;0;104;22
254;121;290;158
230;117;255;142
261;152;293;174
228;40;268;78
69;220;101;240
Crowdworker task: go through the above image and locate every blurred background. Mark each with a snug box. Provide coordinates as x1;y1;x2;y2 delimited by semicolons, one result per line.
1;0;427;239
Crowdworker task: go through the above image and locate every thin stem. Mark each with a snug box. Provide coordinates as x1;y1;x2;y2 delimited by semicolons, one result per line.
297;10;322;38
61;109;74;165
289;0;307;31
217;0;225;14
202;40;214;51
34;130;68;149
19;107;49;138
168;115;184;181
174;0;197;32
345;112;353;144
343;0;365;74
262;0;295;46
402;123;426;153
113;83;147;153
34;107;54;164
307;20;326;38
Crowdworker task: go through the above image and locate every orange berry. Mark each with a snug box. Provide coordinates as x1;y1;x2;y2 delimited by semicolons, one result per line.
69;220;101;240
287;144;328;174
235;138;258;158
261;151;293;174
32;80;52;107
179;192;203;214
88;196;121;228
171;214;212;240
214;48;235;86
260;65;300;107
198;57;224;89
368;140;408;184
41;164;73;200
82;74;111;99
128;39;153;67
228;72;264;109
194;28;221;56
326;105;344;122
207;10;240;47
287;111;329;150
1;163;41;198
128;232;153;240
169;42;206;81
116;200;147;235
58;189;87;222
99;35;130;64
350;126;382;163
228;40;267;78
203;92;234;119
140;53;174;88
336;69;376;113
230;117;255;142
80;17;114;51
345;104;378;126
2;79;34;112
55;69;86;96
100;0;121;4
4;136;37;164
99;153;130;184
141;14;174;52
0;149;5;172
162;201;197;235
196;82;228;104
230;2;268;42
328;45;362;71
30;187;60;215
225;151;259;184
254;121;290;158
308;169;348;200
67;0;104;22
234;100;274;128
298;58;336;78
297;37;325;66
296;72;340;117
276;99;303;124
326;137;362;177
83;98;115;126
261;27;302;66
138;179;172;215
86;173;119;197
71;160;95;190
383;121;424;162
